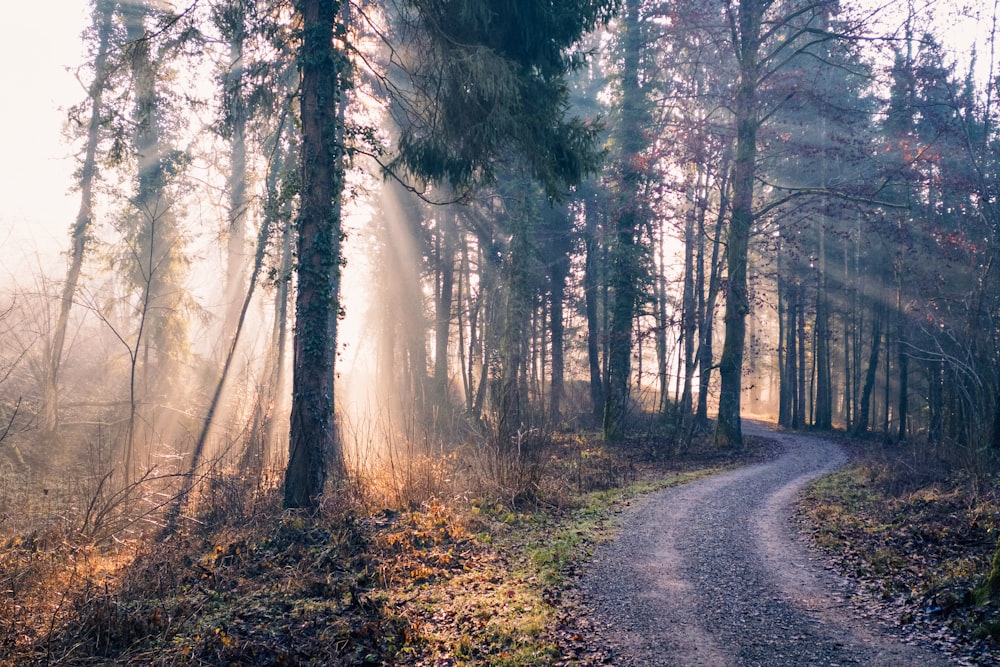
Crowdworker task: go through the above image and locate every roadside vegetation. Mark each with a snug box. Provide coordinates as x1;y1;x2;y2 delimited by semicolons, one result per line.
0;429;760;666
8;423;1000;665
799;435;1000;664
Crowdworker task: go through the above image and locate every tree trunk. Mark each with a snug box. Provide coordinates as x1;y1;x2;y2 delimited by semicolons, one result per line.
223;15;248;341
679;203;697;423
715;0;762;448
777;256;788;427
604;207;639;440
778;263;798;429
791;282;803;429
883;326;892;435
266;196;293;462
459;235;478;414
842;235;854;431
583;195;605;423
603;0;646;441
796;281;807;429
896;275;908;441
434;212;456;406
696;183;709;425
696;161;728;427
928;358;942;444
814;222;832;430
285;0;345;509
497;205;531;442
656;216;670;415
548;221;570;423
43;0;115;434
473;240;499;420
854;306;883;436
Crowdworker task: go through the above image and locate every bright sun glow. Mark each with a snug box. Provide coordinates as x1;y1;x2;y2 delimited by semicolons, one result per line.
0;4;88;276
0;1;992;280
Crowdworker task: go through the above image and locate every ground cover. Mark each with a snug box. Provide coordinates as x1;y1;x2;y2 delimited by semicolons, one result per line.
10;428;996;665
0;431;755;666
798;438;1000;664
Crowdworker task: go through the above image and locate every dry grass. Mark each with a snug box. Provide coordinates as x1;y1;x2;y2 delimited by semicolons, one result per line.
798;442;1000;662
0;425;758;666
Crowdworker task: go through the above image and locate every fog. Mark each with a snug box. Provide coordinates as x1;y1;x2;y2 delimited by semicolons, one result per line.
0;5;87;278
0;0;998;539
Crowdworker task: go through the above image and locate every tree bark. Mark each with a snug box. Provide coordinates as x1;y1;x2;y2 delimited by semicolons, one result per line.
928;358;942;443
603;0;646;441
266;193;294;461
285;0;345;509
854;306;883;436
696;162;728;427
223;6;248;341
777;255;788;427
896;274;908;441
583;194;605;423
842;235;854;431
434;212;456;406
548;216;571;423
604;205;639;440
715;0;763;449
796;281;807;428
679;204;697;422
814;223;832;430
656;215;670;416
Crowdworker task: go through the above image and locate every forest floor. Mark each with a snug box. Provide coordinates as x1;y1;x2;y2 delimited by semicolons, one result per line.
0;429;752;666
1;424;1000;665
796;433;1000;664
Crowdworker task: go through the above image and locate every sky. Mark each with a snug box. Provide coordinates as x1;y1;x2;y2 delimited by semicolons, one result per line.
0;3;89;275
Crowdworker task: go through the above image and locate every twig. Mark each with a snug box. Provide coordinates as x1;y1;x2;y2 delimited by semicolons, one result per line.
0;397;20;444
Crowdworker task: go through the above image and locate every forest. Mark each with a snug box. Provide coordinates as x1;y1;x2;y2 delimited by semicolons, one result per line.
3;0;1000;664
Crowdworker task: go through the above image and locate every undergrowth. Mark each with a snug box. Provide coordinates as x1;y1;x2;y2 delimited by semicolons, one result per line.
0;429;755;666
799;442;1000;662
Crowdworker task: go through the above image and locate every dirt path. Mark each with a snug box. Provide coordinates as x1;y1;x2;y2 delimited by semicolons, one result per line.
579;423;956;666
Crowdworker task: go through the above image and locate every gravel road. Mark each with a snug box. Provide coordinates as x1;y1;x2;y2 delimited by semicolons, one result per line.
579;423;956;666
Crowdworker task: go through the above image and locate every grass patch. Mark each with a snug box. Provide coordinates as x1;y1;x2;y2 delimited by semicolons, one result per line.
526;468;723;588
0;429;762;666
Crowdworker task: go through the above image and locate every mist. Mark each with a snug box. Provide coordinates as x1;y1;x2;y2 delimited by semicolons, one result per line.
5;1;1000;665
0;0;996;543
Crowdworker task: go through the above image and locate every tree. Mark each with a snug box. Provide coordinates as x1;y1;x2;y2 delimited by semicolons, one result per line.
714;0;767;448
714;0;870;447
43;0;117;435
542;202;574;422
212;0;252;340
284;0;618;508
389;0;613;196
760;1;876;434
581;182;607;423
602;0;653;441
284;0;347;508
116;1;192;476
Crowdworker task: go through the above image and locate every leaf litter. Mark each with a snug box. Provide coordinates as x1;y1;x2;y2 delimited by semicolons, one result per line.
0;432;757;666
798;443;1000;665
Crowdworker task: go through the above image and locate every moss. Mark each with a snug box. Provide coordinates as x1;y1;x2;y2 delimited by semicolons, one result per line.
975;536;1000;604
974;616;1000;641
